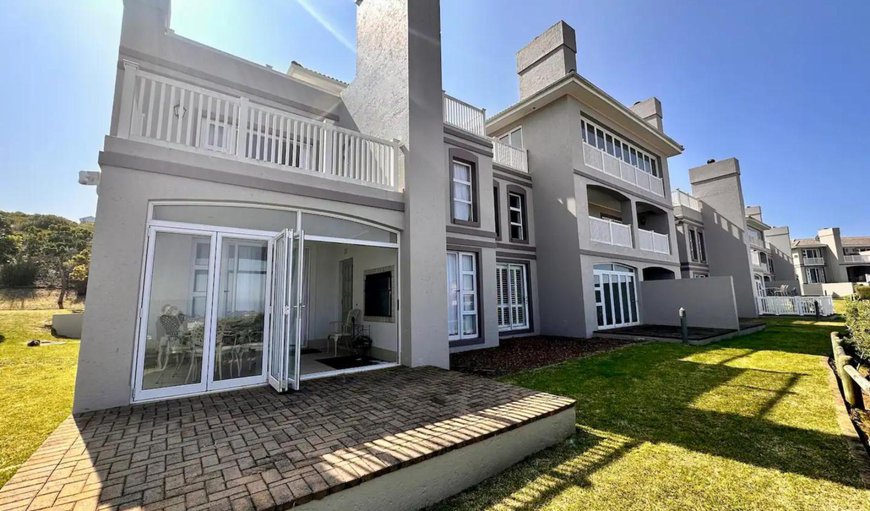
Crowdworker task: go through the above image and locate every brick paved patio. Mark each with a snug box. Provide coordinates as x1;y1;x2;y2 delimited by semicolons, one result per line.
0;367;575;511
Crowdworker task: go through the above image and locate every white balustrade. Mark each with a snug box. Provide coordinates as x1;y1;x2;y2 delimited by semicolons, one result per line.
671;189;701;211
120;66;401;190
757;296;833;316
638;228;670;254
844;254;870;264
581;142;664;196
492;138;528;172
589;217;633;248
802;257;825;266
443;93;486;137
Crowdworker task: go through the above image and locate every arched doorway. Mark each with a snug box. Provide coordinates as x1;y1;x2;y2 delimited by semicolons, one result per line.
643;267;676;281
593;263;639;329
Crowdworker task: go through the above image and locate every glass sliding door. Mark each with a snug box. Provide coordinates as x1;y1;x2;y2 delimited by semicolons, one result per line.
447;251;478;341
210;235;269;390
134;227;216;401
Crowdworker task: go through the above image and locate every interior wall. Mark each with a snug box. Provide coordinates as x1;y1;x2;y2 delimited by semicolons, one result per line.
306;241;399;359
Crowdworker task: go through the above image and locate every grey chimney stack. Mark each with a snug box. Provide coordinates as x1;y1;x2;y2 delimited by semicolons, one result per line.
516;21;577;100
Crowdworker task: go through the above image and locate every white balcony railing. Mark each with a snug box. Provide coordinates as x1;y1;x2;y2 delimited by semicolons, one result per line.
492;139;528;172
581;142;664;196
637;228;670;254
757;296;834;316
803;257;825;266
671;189;701;211
443;93;486;137
589;217;633;248
116;63;402;191
844;254;870;264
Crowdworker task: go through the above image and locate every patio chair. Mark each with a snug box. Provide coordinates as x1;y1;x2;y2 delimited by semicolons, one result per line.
328;309;362;356
155;313;186;384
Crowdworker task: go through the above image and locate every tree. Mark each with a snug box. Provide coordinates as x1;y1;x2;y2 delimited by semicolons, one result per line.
0;213;17;265
20;216;93;309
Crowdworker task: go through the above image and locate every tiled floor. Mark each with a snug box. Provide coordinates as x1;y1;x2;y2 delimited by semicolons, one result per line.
0;367;574;511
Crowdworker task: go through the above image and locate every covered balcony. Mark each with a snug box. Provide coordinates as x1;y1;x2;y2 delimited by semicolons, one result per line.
580;118;664;197
587;185;633;248
115;63;403;191
636;202;671;255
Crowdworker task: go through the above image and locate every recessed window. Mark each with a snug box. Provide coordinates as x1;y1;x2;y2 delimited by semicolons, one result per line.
498;126;524;149
452;159;476;224
508;191;526;242
493;185;501;239
364;270;392;319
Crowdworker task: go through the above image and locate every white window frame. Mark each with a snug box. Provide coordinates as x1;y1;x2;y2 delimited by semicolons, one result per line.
508;192;525;242
593;264;640;330
452;160;475;223
498;126;524;149
496;262;529;332
447;251;478;341
806;267;825;284
688;227;700;262
581;118;659;177
697;230;707;262
691;272;708;278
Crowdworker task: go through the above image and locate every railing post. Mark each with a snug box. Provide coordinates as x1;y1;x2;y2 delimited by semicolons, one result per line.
235;97;249;160
116;59;139;139
321;123;335;177
393;139;404;191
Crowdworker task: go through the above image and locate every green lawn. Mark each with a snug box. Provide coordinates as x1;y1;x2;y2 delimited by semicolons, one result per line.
0;310;79;487
436;316;870;511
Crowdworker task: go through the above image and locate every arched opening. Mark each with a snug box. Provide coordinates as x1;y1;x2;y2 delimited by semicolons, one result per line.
643;266;675;281
593;263;639;329
587;185;632;248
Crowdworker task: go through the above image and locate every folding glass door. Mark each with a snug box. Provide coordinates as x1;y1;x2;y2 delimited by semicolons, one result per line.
593;265;639;329
267;229;304;392
134;226;275;402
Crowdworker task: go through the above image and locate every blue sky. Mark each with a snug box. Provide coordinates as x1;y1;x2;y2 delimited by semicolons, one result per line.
0;0;867;239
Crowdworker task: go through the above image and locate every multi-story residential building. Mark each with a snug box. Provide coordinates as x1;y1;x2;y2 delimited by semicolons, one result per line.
793;227;870;293
744;206;797;293
76;1;743;414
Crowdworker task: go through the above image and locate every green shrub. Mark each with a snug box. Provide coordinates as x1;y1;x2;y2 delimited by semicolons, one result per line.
844;299;870;363
0;261;39;287
855;286;870;301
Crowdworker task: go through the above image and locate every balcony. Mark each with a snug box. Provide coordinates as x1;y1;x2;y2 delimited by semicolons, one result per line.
116;64;402;191
844;254;870;264
638;228;670;255
803;257;825;266
443;93;486;137
581;142;664;197
671;189;701;211
492;138;528;172
745;234;769;251
589;217;632;248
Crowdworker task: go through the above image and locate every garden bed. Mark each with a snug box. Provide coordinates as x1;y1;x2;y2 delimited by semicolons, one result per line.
450;336;638;377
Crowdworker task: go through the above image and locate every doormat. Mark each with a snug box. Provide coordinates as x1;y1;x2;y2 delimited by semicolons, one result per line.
316;355;379;370
301;348;321;355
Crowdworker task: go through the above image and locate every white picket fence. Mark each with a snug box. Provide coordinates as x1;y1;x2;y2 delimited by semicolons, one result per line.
757;296;834;316
116;63;402;190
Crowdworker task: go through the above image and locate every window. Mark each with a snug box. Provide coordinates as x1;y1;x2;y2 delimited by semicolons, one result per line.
806;267;826;284
691;272;708;278
508;190;526;242
688;228;699;262
447;251;478;341
697;230;707;262
498;126;523;149
496;263;529;331
364;270;392;319
191;240;211;317
582;119;660;177
802;248;822;261
451;159;476;224
493;185;501;239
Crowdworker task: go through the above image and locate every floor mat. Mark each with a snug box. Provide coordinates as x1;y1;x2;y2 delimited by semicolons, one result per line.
316;355;379;370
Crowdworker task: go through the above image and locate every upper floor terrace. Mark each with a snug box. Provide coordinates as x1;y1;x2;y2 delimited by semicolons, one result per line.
114;61;403;192
443;94;528;173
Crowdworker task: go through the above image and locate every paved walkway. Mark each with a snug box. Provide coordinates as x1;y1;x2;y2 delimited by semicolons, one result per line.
0;367;574;511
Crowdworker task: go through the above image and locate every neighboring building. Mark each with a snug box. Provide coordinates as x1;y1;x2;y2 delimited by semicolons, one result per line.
76;0;740;413
79;215;96;224
744;206;798;294
671;158;757;317
793;228;870;292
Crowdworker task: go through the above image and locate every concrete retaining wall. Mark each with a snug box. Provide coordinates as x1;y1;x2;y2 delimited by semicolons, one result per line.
640;276;740;330
52;313;84;339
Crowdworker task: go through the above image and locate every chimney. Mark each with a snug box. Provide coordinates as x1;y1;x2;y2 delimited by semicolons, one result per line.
516;21;577;100
630;97;664;131
122;0;171;34
744;205;763;222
